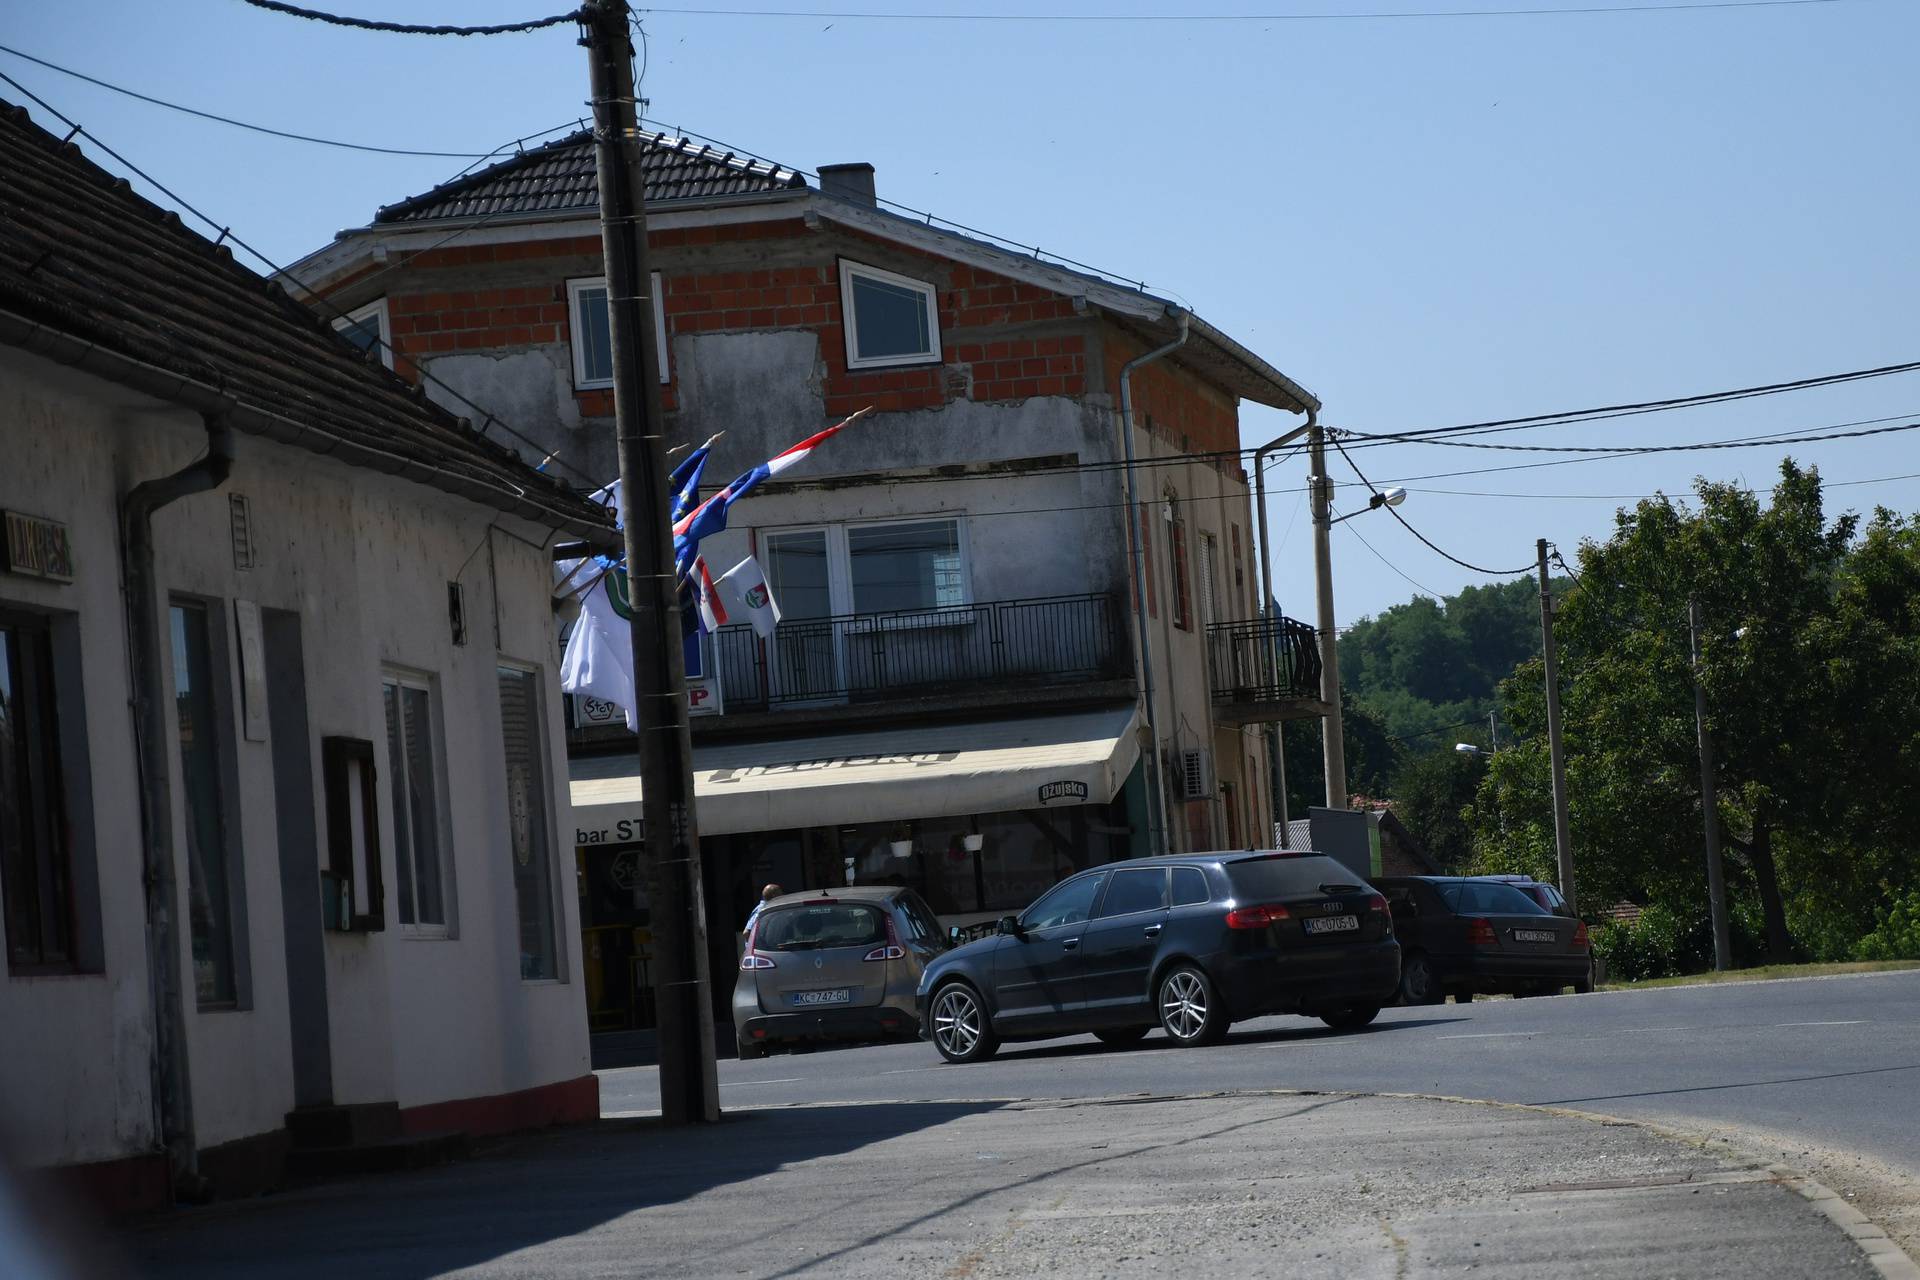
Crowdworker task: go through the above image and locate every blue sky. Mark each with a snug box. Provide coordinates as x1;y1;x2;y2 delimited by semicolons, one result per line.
3;0;1914;624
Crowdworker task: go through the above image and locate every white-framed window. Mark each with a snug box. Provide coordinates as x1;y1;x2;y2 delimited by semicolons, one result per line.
837;258;941;370
380;670;453;934
332;298;391;369
567;274;670;390
763;517;969;620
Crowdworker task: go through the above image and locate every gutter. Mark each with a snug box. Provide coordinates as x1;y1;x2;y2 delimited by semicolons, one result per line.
1118;310;1190;856
0;309;614;544
122;414;234;1200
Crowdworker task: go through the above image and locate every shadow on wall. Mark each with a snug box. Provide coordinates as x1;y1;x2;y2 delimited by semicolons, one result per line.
124;1101;1006;1280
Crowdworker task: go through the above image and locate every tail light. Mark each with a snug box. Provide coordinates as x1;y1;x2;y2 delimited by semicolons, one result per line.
865;911;906;962
1468;917;1497;947
1225;903;1291;930
741;952;776;970
1573;920;1590;950
1367;894;1391;932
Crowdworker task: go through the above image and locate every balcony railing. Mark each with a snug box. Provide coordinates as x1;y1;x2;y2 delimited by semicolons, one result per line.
1206;614;1323;722
711;592;1127;714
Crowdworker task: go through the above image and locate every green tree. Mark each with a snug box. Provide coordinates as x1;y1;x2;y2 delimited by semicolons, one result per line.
1389;746;1488;871
1282;702;1399;820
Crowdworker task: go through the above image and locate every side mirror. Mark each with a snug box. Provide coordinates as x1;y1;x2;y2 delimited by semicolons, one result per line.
996;914;1025;939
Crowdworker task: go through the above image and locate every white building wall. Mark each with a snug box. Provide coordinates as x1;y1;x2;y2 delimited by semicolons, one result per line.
0;346;590;1171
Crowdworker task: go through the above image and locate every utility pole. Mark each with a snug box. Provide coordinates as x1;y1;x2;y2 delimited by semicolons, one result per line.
583;0;719;1123
1307;424;1347;809
1536;540;1577;916
1687;596;1735;972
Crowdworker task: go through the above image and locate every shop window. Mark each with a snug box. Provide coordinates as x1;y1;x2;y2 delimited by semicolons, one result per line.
171;599;245;1008
498;664;559;980
1;609;99;973
838;259;940;369
381;671;451;931
568;274;670;390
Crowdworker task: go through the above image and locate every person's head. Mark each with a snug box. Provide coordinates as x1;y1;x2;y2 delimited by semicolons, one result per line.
760;884;783;903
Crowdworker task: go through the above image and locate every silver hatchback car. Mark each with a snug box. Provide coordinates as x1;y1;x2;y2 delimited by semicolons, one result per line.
733;886;950;1059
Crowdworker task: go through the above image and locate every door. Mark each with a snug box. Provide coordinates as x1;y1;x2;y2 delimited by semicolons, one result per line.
264;609;332;1108
1079;866;1170;1018
991;872;1104;1033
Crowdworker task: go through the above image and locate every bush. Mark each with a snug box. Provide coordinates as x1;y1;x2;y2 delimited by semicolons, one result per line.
1853;890;1920;961
1593;900;1769;981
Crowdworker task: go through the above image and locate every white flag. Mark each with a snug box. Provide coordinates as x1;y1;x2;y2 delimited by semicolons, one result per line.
558;571;639;731
717;555;781;640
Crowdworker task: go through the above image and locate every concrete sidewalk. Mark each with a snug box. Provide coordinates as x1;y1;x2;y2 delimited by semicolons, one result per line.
125;1091;1902;1279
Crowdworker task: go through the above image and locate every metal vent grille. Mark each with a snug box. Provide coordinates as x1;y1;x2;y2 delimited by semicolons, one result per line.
228;493;254;570
1179;748;1212;801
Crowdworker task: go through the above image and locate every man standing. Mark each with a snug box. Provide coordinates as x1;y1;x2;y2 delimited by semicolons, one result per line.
745;884;783;932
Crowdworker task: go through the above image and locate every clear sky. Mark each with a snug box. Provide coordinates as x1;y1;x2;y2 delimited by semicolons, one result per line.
3;0;1914;625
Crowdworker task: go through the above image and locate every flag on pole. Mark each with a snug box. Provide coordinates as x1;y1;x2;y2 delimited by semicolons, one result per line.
673;409;869;582
559;569;641;731
717;555;781;640
692;555;730;634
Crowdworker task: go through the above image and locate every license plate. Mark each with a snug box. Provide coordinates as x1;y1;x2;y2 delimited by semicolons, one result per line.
790;988;852;1006
1303;915;1359;935
1513;929;1557;943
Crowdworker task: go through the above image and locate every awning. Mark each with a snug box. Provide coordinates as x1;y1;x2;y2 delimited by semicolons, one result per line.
569;705;1141;844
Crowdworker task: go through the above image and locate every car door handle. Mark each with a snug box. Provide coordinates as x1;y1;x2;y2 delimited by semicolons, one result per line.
1061;939;1079;951
1143;924;1163;938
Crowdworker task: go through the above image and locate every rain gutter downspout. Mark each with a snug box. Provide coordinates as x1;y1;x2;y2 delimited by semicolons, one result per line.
1253;407;1317;847
1118;311;1188;856
122;414;234;1199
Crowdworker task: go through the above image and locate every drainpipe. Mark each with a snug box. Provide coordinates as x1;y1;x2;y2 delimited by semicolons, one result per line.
1118;311;1188;856
122;414;234;1199
1253;408;1316;847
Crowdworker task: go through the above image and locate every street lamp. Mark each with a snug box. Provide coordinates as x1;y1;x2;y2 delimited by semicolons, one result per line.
1328;487;1408;527
1454;743;1485;757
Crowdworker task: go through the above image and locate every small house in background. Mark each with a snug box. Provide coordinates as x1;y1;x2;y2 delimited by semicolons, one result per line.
285;129;1329;1047
0;101;611;1210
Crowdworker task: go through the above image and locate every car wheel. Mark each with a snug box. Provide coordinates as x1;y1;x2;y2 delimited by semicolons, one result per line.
1094;1026;1151;1047
928;982;999;1064
1398;951;1442;1006
1319;1006;1380;1031
1157;964;1228;1047
1574;970;1595;995
737;1039;767;1061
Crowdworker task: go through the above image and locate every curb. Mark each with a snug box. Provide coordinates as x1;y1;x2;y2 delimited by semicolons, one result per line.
644;1085;1920;1276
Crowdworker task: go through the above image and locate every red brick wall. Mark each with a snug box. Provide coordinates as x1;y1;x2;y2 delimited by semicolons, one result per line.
1103;334;1244;482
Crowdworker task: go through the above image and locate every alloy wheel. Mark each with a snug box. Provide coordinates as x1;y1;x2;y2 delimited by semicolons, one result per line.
1161;970;1209;1041
932;986;982;1058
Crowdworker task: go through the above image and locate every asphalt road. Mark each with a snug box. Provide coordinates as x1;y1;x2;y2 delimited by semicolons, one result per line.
601;969;1920;1177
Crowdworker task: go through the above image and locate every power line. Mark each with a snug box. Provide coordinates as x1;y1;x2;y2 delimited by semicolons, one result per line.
637;0;1853;21
0;43;499;158
238;0;586;36
1339;516;1446;599
1332;434;1538;576
1339;411;1920;454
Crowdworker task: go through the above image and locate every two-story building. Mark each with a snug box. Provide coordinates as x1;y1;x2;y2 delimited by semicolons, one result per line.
0;101;610;1208
285;131;1327;1039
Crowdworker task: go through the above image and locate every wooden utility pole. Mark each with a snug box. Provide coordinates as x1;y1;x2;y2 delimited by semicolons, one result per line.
1308;424;1346;809
1536;540;1577;915
1688;597;1735;972
583;0;719;1123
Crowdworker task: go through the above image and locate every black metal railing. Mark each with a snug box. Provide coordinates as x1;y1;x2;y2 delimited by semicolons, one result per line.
1206;614;1322;706
712;592;1126;713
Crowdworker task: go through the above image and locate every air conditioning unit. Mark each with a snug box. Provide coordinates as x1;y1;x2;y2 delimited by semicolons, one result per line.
1178;748;1213;801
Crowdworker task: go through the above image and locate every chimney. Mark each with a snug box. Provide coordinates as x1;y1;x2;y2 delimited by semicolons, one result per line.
817;162;876;207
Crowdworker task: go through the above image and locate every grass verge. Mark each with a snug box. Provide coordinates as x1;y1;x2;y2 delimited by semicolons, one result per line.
1601;958;1920;991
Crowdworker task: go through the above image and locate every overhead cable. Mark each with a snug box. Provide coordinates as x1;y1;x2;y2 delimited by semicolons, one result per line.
637;1;1853;21
238;0;586;36
1331;435;1537;576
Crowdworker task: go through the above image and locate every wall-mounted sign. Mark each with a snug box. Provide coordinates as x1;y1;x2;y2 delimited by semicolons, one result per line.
2;510;74;583
1037;779;1090;806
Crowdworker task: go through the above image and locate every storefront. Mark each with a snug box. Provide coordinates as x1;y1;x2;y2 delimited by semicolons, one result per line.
570;706;1145;1032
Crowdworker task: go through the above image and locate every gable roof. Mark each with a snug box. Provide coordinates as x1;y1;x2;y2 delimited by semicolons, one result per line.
0;101;611;538
374;130;808;226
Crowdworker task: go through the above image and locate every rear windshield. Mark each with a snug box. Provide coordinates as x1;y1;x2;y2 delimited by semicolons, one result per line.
1440;881;1551;916
754;902;886;951
1225;854;1368;900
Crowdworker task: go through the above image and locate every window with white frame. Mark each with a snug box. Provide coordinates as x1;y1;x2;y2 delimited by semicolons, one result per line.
332;298;391;369
381;671;451;931
764;518;968;621
567;274;670;389
838;259;941;369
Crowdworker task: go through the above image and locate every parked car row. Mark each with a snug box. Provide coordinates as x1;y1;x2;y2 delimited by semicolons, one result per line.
730;855;1595;1062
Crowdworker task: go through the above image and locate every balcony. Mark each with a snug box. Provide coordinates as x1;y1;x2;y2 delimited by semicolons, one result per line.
1206;614;1328;726
708;592;1129;719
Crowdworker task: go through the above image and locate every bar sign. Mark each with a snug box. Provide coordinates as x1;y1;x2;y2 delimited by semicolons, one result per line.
2;510;74;583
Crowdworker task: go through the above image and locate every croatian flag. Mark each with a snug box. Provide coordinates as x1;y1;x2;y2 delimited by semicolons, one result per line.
673;409;869;576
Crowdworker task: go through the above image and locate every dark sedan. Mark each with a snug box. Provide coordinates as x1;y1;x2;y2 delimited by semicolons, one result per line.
915;851;1401;1063
1373;875;1594;1004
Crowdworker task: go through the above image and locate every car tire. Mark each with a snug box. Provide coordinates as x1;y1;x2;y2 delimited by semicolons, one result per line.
737;1039;767;1061
1157;964;1229;1047
1094;1026;1151;1048
1574;970;1595;995
1319;1006;1380;1031
928;981;999;1064
1399;951;1443;1006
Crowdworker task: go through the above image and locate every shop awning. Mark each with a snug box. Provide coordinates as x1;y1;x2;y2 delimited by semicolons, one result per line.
568;705;1142;844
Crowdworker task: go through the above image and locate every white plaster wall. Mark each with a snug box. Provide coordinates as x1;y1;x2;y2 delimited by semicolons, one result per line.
0;346;591;1169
